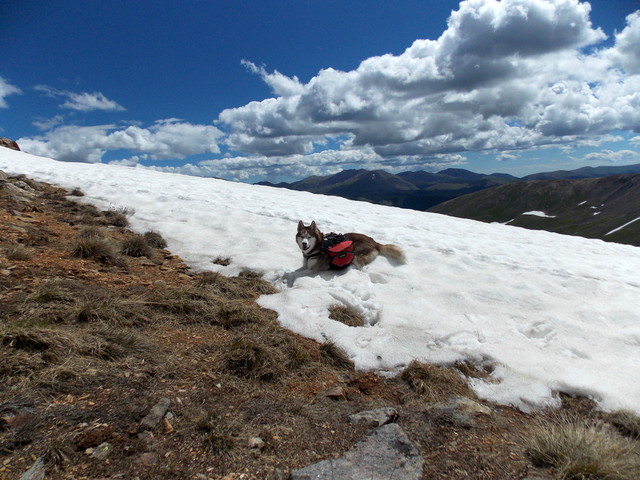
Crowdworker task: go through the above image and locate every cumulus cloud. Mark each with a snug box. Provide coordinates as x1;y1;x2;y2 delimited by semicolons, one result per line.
0;76;21;108
145;148;468;182
582;149;640;163
18;119;223;163
35;85;125;112
218;0;640;174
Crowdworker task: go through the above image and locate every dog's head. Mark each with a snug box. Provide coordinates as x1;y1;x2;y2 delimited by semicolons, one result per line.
296;220;322;254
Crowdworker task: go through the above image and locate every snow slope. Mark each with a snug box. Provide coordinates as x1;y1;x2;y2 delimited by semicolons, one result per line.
2;149;640;414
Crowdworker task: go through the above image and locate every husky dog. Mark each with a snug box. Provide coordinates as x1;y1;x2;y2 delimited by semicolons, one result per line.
294;220;406;276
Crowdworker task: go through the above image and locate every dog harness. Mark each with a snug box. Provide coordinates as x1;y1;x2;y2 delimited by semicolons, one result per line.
321;233;354;270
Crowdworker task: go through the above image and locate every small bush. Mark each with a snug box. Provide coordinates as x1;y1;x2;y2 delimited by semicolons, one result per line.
328;304;366;327
121;234;153;258
71;237;121;266
103;210;129;227
212;256;231;266
143;231;167;249
526;414;640;480
78;226;106;240
319;341;354;370
401;360;471;402
69;188;84;196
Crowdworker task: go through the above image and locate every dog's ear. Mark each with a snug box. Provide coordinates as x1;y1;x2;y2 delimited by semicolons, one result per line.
297;220;304;231
310;221;317;231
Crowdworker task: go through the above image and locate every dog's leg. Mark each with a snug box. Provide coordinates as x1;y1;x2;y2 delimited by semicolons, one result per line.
353;250;380;268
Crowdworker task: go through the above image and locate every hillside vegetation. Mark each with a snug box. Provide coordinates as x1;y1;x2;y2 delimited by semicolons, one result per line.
429;174;640;247
1;169;639;479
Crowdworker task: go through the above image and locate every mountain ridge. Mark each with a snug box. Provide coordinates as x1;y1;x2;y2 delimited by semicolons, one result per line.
429;173;640;246
256;163;640;212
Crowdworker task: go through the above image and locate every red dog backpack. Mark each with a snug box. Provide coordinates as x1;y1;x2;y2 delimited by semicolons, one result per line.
323;234;354;269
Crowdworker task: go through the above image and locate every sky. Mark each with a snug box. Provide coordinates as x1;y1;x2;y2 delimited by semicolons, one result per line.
1;0;640;183
3;147;640;415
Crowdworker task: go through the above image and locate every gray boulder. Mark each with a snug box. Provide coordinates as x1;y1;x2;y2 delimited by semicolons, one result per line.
290;423;422;480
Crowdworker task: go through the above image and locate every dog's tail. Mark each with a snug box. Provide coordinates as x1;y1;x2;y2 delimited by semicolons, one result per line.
379;243;407;265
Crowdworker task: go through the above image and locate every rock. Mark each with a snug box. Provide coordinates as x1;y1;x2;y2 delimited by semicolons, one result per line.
1;182;36;202
137;430;156;451
19;456;45;480
90;441;114;460
139;397;171;431
290;423;423;480
426;396;493;428
136;452;158;467
348;407;398;427
1;409;34;430
0;170;7;181
248;437;265;449
324;385;348;400
0;137;20;151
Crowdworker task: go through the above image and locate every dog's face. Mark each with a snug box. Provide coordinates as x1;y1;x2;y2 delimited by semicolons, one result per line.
296;220;320;254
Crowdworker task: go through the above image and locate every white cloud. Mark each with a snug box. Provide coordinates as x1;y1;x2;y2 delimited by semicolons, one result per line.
143;148;468;182
604;11;640;74
0;76;21;108
35;85;125;112
582;149;640;163
218;0;639;175
18;120;223;163
32;114;65;131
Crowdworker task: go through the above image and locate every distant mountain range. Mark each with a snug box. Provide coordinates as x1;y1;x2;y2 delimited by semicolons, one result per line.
257;167;519;210
257;163;640;211
256;163;640;246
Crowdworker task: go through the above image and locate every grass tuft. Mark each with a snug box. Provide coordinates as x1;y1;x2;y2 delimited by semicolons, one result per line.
212;256;231;266
319;341;354;370
602;409;640;439
103;210;129;227
328;304;366;327
143;230;167;249
401;360;472;402
526;413;640;480
223;335;289;382
71;237;122;266
121;234;153;258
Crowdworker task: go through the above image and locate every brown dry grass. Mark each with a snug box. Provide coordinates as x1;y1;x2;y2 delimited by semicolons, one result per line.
526;413;640;480
328;303;366;327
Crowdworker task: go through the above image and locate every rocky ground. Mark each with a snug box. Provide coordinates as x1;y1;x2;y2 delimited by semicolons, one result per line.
1;167;638;479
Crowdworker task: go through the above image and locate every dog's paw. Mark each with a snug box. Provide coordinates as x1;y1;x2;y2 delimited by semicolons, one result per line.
280;271;297;287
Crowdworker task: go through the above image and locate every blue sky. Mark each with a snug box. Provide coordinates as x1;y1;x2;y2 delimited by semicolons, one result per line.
1;0;639;182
